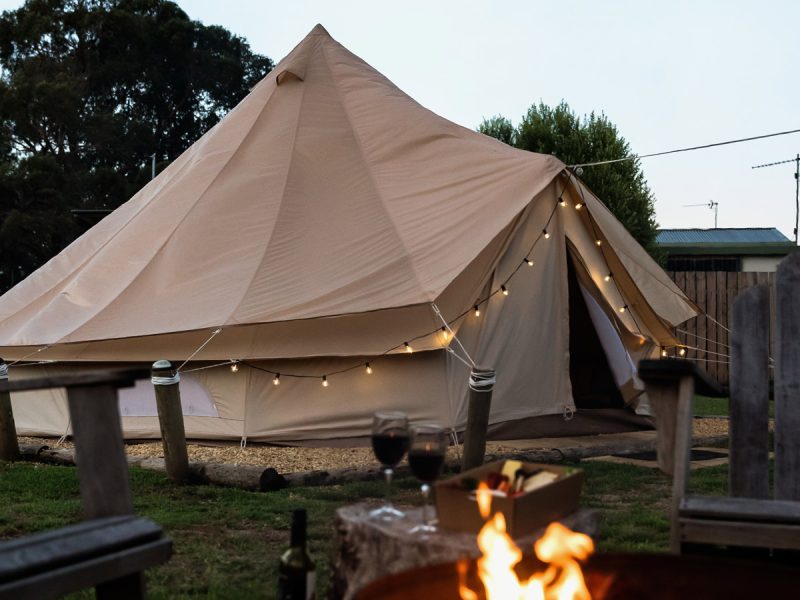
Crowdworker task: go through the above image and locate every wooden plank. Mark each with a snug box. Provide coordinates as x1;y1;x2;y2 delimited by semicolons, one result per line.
695;273;706;367
680;495;800;524
729;284;770;499
715;272;729;384
768;271;777;381
67;384;134;519
670;376;695;553
683;272;695;359
0;361;19;461
679;518;800;550
706;272;718;380
774;253;800;500
3;369;148;394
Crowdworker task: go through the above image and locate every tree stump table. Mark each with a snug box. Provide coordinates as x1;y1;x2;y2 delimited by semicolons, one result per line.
330;503;599;600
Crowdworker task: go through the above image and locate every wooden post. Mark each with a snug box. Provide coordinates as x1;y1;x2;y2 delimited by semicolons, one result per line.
775;253;800;500
151;360;189;484
729;285;770;499
461;368;495;472
0;359;20;461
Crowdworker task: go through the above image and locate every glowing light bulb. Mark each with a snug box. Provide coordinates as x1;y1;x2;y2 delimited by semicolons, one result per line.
559;197;567;207
679;347;686;357
322;375;329;387
404;342;413;353
661;349;668;358
595;239;602;246
619;305;627;313
575;202;583;210
474;305;480;317
501;285;509;296
230;362;239;373
365;363;372;374
525;257;534;266
604;273;612;282
441;326;450;341
273;373;280;385
543;229;550;239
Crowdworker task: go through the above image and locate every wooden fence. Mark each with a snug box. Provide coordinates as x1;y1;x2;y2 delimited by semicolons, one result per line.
666;271;776;386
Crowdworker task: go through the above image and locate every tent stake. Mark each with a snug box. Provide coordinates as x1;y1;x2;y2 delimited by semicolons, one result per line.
151;360;189;483
461;367;496;471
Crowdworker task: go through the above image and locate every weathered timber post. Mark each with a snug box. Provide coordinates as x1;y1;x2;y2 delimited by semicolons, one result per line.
0;359;20;461
461;367;496;472
775;252;800;500
729;285;770;499
151;360;189;484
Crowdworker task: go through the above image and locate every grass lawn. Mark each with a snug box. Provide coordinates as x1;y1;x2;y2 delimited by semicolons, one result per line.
694;395;775;418
0;459;729;599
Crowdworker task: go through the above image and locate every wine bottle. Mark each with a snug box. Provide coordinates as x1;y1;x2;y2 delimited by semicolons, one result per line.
278;509;316;600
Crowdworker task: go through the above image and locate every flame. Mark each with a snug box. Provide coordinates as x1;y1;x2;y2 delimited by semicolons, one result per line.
460;487;594;600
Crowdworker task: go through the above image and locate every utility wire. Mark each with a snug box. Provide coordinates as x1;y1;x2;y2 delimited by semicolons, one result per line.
570;128;800;168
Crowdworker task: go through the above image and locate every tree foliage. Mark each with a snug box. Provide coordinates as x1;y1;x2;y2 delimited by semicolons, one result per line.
0;0;273;290
479;101;660;257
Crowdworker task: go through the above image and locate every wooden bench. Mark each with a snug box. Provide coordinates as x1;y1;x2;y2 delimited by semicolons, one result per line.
0;369;172;599
639;252;800;557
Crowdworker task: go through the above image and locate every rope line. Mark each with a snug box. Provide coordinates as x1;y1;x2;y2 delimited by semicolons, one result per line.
176;328;222;372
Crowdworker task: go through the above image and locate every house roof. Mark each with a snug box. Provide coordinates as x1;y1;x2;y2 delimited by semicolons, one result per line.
656;228;797;256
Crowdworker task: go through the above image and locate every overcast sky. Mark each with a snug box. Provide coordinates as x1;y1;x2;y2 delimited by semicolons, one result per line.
2;1;799;238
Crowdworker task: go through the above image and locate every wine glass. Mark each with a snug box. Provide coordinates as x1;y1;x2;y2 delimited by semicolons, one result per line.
407;424;448;535
369;411;410;520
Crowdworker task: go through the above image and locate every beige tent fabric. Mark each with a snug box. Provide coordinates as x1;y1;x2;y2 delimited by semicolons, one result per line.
1;25;698;442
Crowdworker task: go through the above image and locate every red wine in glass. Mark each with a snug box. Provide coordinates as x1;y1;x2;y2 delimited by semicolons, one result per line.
408;449;445;483
369;411;409;521
407;424;448;535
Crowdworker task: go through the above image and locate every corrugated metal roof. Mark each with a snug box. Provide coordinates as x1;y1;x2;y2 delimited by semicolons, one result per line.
657;228;792;245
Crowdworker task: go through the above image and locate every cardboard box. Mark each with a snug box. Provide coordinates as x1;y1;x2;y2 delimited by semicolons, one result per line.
433;460;584;538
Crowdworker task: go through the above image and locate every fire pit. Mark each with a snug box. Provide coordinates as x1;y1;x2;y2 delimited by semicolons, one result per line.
356;553;799;599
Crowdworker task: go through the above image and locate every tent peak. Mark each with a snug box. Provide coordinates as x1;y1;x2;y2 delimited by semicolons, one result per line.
308;23;331;36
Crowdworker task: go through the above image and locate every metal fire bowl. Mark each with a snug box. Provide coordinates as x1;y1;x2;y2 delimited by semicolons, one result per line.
356;553;800;599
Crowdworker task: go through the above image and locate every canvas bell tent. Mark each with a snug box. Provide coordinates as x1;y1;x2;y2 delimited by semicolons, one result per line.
0;25;697;443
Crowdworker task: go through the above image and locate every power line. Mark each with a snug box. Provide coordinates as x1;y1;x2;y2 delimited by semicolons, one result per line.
570;128;800;168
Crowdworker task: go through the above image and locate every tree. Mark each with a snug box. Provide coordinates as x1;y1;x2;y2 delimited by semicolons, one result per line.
0;0;273;291
479;101;660;257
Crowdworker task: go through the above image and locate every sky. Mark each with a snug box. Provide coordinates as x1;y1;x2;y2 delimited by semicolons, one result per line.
2;0;799;238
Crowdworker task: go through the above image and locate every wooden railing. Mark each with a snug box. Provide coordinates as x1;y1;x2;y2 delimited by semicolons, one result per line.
666;271;776;386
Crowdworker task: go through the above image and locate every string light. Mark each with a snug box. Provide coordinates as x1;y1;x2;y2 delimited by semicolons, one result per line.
661;349;668;358
501;285;509;296
604;272;612;282
525;257;534;266
230;362;239;373
322;375;329;387
678;347;686;357
543;229;550;239
575;202;583;210
273;373;281;385
474;305;480;317
559;197;567;207
365;362;373;374
595;239;602;246
441;326;450;341
404;342;413;353
619;305;628;313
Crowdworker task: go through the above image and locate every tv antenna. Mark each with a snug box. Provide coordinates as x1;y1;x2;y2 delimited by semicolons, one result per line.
683;200;719;228
752;154;799;244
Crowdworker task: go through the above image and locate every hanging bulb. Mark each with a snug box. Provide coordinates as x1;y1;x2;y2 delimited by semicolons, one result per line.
604;272;612;282
230;362;239;373
595;239;602;246
543;229;550;240
501;285;509;296
525;257;534;267
575;202;583;210
441;326;450;341
322;375;329;387
404;342;413;353
638;336;647;346
559;197;567;207
678;347;687;357
619;304;628;313
273;373;281;386
661;349;668;358
474;305;480;317
365;363;373;375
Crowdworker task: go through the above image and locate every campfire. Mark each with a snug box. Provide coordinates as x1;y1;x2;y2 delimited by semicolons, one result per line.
458;482;594;600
